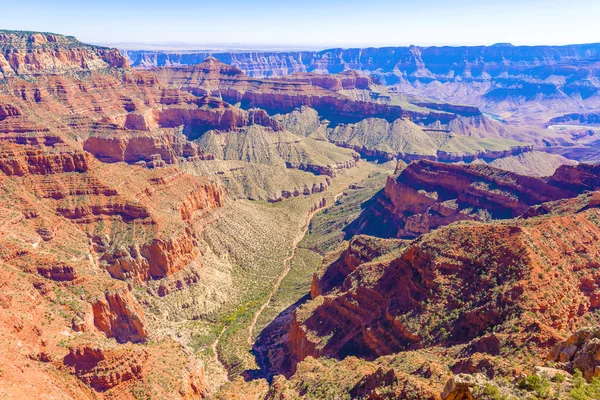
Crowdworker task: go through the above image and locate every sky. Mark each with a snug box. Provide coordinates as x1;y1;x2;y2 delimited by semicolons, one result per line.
1;0;599;49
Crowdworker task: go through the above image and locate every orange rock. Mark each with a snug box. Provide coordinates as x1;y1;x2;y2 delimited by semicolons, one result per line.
351;159;600;238
64;344;149;392
92;285;147;343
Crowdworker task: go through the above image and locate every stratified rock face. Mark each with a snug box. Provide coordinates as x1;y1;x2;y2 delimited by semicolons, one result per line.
548;113;600;126
64;344;148;392
36;263;78;281
272;70;371;91
312;235;408;297
547;162;600;193
84;132;191;164
152;57;473;127
156;95;283;138
101;231;199;282
350;160;600;238
124;44;600;78
0;103;21;119
179;181;224;220
0;146;91;176
92;286;148;343
0;30;129;76
287;193;600;374
124;43;600;106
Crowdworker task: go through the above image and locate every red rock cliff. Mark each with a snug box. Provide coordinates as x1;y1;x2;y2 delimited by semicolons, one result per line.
92;285;148;343
351;160;600;238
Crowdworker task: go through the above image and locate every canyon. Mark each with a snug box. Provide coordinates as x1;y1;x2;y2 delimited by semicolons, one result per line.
124;43;600;113
2;27;600;400
348;160;600;238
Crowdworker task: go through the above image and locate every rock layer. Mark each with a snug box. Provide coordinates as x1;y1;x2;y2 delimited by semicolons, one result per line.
92;286;148;343
350;160;600;238
287;192;600;376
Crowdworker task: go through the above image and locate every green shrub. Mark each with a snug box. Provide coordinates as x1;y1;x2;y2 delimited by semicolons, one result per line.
569;373;600;400
517;374;550;398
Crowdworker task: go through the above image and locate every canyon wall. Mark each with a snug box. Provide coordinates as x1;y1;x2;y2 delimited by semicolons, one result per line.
123;43;600;78
125;43;600;108
349;160;600;238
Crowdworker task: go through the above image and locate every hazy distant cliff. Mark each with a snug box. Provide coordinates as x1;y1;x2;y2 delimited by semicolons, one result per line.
123;43;600;79
123;44;600;108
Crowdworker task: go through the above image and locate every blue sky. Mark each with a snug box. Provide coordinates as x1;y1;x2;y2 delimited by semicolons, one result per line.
2;0;599;48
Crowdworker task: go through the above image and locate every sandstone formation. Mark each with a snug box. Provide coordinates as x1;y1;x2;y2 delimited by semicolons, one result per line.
350;160;600;238
124;43;600;111
550;327;600;381
0;29;234;395
0;145;91;176
0;31;128;77
285;191;600;380
92;285;148;343
3;27;600;400
152;57;483;128
64;344;149;391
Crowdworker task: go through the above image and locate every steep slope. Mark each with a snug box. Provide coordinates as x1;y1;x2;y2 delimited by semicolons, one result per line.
486;151;578;177
216;191;600;399
195;125;359;176
328;117;529;162
124;43;600;112
0;30;127;77
152;57;485;128
0;30;234;398
0;30;410;397
350;160;600;238
290;192;598;359
0;150;221;397
289;192;600;379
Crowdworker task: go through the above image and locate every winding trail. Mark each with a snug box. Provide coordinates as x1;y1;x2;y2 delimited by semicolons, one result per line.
207;199;326;383
211;324;228;377
210;184;360;380
247;202;324;346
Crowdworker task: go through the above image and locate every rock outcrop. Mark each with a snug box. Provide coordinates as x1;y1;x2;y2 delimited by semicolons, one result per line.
101;230;198;281
550;327;600;381
125;43;600;109
92;286;148;343
548;113;600;127
152;57;479;127
0;146;91;176
64;344;149;392
83;131;208;165
286;192;600;375
441;374;489;400
350;160;600;238
0;30;128;76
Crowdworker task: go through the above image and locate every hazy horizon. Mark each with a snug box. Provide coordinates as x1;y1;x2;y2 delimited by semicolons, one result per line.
2;0;599;48
97;40;600;52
